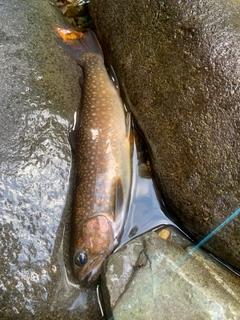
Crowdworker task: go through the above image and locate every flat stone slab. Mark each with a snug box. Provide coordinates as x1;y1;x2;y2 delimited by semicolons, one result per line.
102;227;240;319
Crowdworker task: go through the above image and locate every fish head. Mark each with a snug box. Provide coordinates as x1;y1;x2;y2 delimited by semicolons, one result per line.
73;215;114;284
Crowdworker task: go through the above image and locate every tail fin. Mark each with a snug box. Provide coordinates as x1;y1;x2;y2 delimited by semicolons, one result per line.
55;27;103;66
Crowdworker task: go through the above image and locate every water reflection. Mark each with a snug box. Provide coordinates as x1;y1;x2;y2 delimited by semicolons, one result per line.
119;130;176;249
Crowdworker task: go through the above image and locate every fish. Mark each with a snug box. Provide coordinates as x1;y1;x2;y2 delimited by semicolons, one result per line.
55;28;131;284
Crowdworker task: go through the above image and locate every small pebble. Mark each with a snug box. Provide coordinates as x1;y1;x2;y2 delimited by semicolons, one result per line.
158;229;170;240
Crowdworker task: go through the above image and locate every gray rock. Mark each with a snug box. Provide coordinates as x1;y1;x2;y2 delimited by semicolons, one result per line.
89;0;240;268
0;0;100;318
102;227;240;319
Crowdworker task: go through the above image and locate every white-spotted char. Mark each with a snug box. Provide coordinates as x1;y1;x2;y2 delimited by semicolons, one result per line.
55;28;131;284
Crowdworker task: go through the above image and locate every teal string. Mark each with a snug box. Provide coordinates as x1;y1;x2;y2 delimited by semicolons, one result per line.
107;207;240;320
189;207;240;252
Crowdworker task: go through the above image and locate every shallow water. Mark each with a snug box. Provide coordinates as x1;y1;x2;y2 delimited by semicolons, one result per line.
119;130;175;248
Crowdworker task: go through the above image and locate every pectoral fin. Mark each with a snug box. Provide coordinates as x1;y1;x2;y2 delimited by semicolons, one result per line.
113;177;124;221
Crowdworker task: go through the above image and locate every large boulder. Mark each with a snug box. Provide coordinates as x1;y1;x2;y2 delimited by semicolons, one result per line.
89;0;240;268
0;0;100;318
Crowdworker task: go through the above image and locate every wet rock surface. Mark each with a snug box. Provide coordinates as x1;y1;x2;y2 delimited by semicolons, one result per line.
89;0;240;269
0;0;100;318
102;227;240;319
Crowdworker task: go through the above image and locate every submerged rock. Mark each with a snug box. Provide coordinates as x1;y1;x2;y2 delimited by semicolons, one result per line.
89;0;240;268
101;227;240;319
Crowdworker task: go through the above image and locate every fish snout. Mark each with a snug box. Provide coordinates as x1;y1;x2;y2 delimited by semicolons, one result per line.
73;248;107;284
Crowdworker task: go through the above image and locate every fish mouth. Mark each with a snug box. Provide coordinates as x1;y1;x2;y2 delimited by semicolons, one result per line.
86;257;104;285
76;270;98;286
86;252;106;285
86;271;97;285
79;267;101;286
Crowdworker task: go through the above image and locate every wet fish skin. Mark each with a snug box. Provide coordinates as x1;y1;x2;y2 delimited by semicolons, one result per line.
56;29;131;283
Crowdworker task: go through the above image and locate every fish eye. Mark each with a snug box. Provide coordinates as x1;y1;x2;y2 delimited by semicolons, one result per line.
74;251;88;267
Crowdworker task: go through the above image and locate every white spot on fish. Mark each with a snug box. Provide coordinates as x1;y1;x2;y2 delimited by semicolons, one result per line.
91;129;99;141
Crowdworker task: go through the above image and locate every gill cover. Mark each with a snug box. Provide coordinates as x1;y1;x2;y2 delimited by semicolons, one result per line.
73;215;114;283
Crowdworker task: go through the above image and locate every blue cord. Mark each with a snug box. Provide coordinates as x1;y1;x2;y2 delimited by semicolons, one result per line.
189;207;240;252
